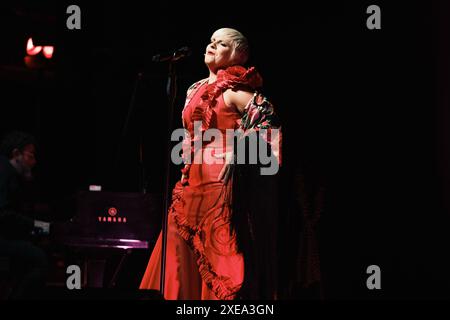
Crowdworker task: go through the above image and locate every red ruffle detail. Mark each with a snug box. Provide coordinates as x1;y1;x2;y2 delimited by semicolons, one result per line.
216;66;263;91
187;66;262;134
170;184;241;300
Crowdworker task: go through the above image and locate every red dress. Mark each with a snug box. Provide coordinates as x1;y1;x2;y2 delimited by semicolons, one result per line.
140;66;264;300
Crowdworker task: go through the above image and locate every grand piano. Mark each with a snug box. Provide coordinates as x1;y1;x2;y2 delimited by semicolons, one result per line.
49;190;162;289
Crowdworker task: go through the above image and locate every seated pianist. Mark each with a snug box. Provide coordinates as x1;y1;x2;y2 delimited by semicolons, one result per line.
0;131;160;299
0;131;50;299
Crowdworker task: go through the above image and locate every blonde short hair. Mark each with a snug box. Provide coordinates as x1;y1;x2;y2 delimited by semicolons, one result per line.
215;28;249;65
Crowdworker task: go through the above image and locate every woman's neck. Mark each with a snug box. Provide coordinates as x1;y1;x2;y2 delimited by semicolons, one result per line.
208;71;217;84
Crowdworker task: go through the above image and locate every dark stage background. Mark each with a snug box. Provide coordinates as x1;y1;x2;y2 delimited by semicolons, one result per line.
0;0;449;299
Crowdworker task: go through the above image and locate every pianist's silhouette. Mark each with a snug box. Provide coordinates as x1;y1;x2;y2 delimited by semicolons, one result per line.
0;131;49;299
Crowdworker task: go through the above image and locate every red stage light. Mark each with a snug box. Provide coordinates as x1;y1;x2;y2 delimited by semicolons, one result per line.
26;37;54;60
42;46;54;59
26;38;42;56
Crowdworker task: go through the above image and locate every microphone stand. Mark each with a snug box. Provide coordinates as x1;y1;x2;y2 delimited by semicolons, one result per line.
160;53;178;297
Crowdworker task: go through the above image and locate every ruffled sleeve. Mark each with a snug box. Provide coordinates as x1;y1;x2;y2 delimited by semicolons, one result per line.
216;66;263;92
215;66;282;166
187;66;263;133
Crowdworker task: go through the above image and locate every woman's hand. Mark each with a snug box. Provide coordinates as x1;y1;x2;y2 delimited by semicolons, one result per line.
214;151;234;184
180;164;190;185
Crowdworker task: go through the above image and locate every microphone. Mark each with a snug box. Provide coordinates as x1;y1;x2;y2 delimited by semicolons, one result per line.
152;46;192;62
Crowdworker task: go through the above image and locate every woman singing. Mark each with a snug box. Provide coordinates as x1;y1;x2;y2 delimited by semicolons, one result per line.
140;27;281;300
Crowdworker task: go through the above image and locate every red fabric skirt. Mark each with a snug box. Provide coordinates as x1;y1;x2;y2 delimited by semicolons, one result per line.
139;145;244;300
